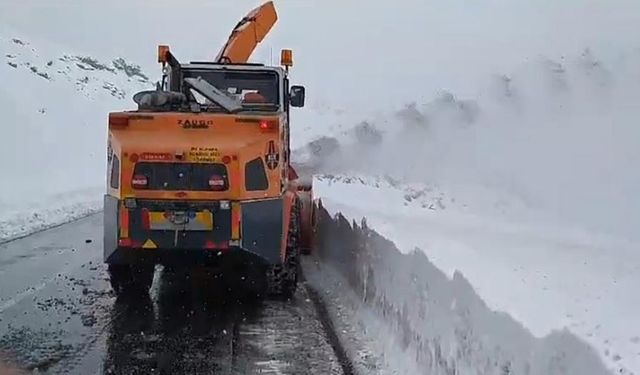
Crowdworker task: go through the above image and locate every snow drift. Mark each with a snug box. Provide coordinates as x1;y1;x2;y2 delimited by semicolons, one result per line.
312;174;640;374
306;202;613;375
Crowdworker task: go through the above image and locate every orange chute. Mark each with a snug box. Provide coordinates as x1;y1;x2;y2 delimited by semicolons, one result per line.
215;1;278;64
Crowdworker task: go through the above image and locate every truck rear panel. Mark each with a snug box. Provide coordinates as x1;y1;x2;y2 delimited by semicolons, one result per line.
104;111;293;266
104;195;287;266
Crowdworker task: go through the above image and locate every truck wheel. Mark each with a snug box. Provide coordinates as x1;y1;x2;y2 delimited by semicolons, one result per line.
267;199;301;299
108;264;155;297
267;244;299;299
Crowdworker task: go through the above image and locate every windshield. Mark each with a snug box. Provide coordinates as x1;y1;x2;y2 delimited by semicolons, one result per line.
182;69;280;112
183;77;243;113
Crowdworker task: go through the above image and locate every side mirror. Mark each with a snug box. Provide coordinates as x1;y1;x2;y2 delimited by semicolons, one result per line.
290;85;305;108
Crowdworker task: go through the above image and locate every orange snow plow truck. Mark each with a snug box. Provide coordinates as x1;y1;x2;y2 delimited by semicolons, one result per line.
103;1;314;298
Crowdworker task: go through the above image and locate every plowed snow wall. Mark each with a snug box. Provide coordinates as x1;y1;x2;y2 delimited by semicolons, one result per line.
308;201;612;375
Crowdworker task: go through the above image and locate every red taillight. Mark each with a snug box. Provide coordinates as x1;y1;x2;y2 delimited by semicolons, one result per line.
204;240;230;251
118;239;142;248
259;120;277;132
132;174;148;189
208;175;225;191
118;238;132;247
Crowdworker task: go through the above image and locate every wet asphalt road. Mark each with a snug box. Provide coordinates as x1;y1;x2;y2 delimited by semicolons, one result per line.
0;213;343;374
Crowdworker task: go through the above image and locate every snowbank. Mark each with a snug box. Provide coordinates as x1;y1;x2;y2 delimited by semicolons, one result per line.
0;188;102;243
305;202;613;375
314;175;639;375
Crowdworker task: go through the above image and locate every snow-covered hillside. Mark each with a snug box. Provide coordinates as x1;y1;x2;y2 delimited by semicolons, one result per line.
0;26;152;241
295;46;640;242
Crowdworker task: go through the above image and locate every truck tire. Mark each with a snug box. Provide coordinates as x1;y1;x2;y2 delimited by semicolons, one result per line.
267;199;301;299
108;263;155;297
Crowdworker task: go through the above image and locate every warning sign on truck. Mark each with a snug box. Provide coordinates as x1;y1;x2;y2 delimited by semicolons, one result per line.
187;147;221;162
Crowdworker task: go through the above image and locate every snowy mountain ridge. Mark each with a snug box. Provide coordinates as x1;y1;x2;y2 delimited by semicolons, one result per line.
2;33;151;102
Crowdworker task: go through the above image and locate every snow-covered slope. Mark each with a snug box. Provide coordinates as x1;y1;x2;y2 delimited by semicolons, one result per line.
296;45;640;242
0;26;152;241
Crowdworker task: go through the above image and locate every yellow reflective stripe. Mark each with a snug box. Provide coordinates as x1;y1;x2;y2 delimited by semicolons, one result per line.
231;202;241;240
119;207;129;238
149;212;166;223
196;210;213;229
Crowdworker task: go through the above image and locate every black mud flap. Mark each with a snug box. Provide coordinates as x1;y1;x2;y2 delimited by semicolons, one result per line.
103;194;119;263
241;198;284;265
